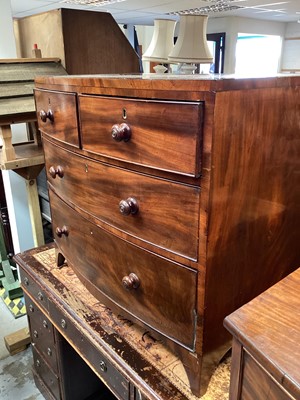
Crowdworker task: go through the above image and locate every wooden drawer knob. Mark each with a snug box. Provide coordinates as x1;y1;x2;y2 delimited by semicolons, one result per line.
39;109;54;123
49;165;64;179
111;123;131;142
119;197;139;215
122;273;140;290
55;226;69;237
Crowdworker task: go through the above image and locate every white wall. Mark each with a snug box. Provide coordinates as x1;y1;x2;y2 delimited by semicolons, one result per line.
0;0;35;254
281;22;300;71
207;16;286;73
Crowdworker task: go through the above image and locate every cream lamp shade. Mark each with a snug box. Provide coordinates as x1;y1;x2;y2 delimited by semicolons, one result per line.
168;15;213;64
142;19;177;63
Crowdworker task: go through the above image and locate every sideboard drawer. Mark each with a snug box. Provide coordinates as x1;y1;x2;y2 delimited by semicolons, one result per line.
24;293;58;373
32;346;60;400
20;268;49;313
79;95;203;177
44;138;200;261
35;89;79;147
49;300;130;400
50;190;198;350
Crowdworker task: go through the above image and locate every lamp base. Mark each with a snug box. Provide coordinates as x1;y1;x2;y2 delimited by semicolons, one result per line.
153;64;168;74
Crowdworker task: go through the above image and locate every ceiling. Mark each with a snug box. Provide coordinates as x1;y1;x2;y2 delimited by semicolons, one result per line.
10;0;300;25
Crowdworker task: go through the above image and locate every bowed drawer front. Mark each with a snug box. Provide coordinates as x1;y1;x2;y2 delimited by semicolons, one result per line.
43;138;200;260
35;89;79;147
50;189;197;350
79;95;203;176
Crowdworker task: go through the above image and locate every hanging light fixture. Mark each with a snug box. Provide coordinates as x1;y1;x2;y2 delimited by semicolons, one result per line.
168;14;213;69
142;19;177;73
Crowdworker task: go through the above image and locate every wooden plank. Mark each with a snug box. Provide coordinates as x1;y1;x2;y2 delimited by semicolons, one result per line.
0;97;36;120
4;327;31;355
0;82;34;99
0;58;61;63
0;142;44;170
0;125;15;162
0;62;67;83
25;178;45;247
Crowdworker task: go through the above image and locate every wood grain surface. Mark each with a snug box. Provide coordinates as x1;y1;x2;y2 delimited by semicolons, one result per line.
16;245;230;400
44;138;200;261
224;268;300;400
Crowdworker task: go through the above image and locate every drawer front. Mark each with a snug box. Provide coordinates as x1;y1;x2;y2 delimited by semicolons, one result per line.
50;190;197;349
240;351;293;400
49;301;129;400
79;95;203;177
20;267;49;312
24;293;58;372
44;139;200;261
32;346;60;400
35;89;79;147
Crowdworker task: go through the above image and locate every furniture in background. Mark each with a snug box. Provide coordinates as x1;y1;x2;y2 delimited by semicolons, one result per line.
0;58;66;249
34;74;300;397
15;244;231;400
14;9;141;75
224;268;300;400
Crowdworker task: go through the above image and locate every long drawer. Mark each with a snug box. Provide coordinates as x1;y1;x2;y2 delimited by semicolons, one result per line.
50;190;198;350
44;138;200;261
35;89;79;147
79;95;203;177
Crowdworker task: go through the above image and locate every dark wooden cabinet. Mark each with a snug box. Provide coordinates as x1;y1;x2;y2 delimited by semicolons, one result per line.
33;74;300;397
22;270;117;400
224;268;300;400
15;9;140;75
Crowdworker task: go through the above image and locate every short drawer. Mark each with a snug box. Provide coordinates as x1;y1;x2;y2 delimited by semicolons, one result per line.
24;293;58;372
44;138;200;261
34;89;79;147
19;267;49;312
49;301;129;400
50;191;197;350
240;350;293;400
32;346;60;400
79;95;203;177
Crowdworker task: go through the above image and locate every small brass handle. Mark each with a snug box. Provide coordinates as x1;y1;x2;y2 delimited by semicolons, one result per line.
111;123;131;142
33;330;38;338
39;109;54;123
56;226;69;238
99;360;107;372
47;347;52;356
122;273;140;290
29;304;34;313
61;319;67;329
23;277;29;286
49;165;64;179
43;320;48;329
119;197;139;216
37;292;43;301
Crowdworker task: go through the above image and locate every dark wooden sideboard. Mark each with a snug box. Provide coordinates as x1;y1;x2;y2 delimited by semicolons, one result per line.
224;268;300;400
15;244;231;400
33;74;300;396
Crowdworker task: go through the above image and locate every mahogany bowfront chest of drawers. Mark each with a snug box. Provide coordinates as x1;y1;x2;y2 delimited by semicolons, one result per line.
34;74;300;397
